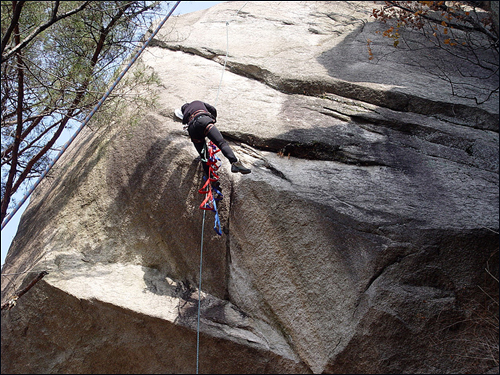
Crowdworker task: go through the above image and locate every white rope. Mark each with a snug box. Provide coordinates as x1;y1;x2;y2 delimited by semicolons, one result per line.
213;2;247;107
195;3;247;374
213;21;229;108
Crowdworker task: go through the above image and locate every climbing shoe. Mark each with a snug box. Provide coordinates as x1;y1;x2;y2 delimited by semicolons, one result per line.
231;159;251;174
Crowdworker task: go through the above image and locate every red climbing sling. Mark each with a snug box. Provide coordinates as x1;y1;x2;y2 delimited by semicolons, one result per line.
198;142;223;235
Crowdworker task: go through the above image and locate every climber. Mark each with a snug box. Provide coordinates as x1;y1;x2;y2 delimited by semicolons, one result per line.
176;100;251;176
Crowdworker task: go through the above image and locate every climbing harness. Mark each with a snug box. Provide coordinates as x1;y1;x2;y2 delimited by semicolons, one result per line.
1;1;181;231
189;109;212;124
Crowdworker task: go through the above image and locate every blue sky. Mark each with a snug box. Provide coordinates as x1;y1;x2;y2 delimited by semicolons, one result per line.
1;1;224;268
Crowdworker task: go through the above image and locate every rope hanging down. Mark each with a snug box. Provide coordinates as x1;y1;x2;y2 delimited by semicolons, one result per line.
195;142;223;374
195;3;247;373
195;4;247;373
1;1;181;231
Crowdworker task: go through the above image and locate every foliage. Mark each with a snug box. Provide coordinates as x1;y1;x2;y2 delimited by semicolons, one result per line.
1;1;168;223
368;1;499;104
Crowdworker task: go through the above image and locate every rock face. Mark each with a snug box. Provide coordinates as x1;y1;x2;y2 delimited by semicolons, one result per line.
2;2;498;374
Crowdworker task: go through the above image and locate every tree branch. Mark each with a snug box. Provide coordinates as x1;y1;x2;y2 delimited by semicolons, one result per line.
0;1;25;56
4;3;132;208
1;6;25;223
1;271;49;310
1;116;65;167
1;1;92;64
385;0;498;43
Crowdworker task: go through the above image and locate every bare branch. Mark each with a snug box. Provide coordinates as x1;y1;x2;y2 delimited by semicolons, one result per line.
386;1;493;35
371;1;499;105
1;271;49;310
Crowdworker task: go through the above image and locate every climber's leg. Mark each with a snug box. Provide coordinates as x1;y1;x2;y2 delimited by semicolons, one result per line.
205;125;237;163
206;125;251;174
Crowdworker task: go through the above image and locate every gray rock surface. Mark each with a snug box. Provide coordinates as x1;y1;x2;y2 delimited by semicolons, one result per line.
2;2;498;374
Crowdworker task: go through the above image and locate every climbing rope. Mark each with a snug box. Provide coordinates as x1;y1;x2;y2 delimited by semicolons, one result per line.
1;1;181;231
197;0;248;235
213;2;247;107
195;3;247;373
195;142;222;374
196;209;205;375
213;21;229;108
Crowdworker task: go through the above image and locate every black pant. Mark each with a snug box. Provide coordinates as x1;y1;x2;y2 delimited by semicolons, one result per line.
188;115;237;176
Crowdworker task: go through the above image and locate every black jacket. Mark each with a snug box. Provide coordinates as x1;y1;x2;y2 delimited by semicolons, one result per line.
181;100;217;125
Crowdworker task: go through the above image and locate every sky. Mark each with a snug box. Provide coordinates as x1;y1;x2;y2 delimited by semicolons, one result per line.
1;1;225;268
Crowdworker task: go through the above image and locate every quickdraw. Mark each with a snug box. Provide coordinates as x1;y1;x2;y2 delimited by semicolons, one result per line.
198;141;223;235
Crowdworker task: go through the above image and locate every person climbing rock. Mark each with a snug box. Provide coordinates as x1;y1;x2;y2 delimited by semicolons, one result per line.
176;100;251;176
